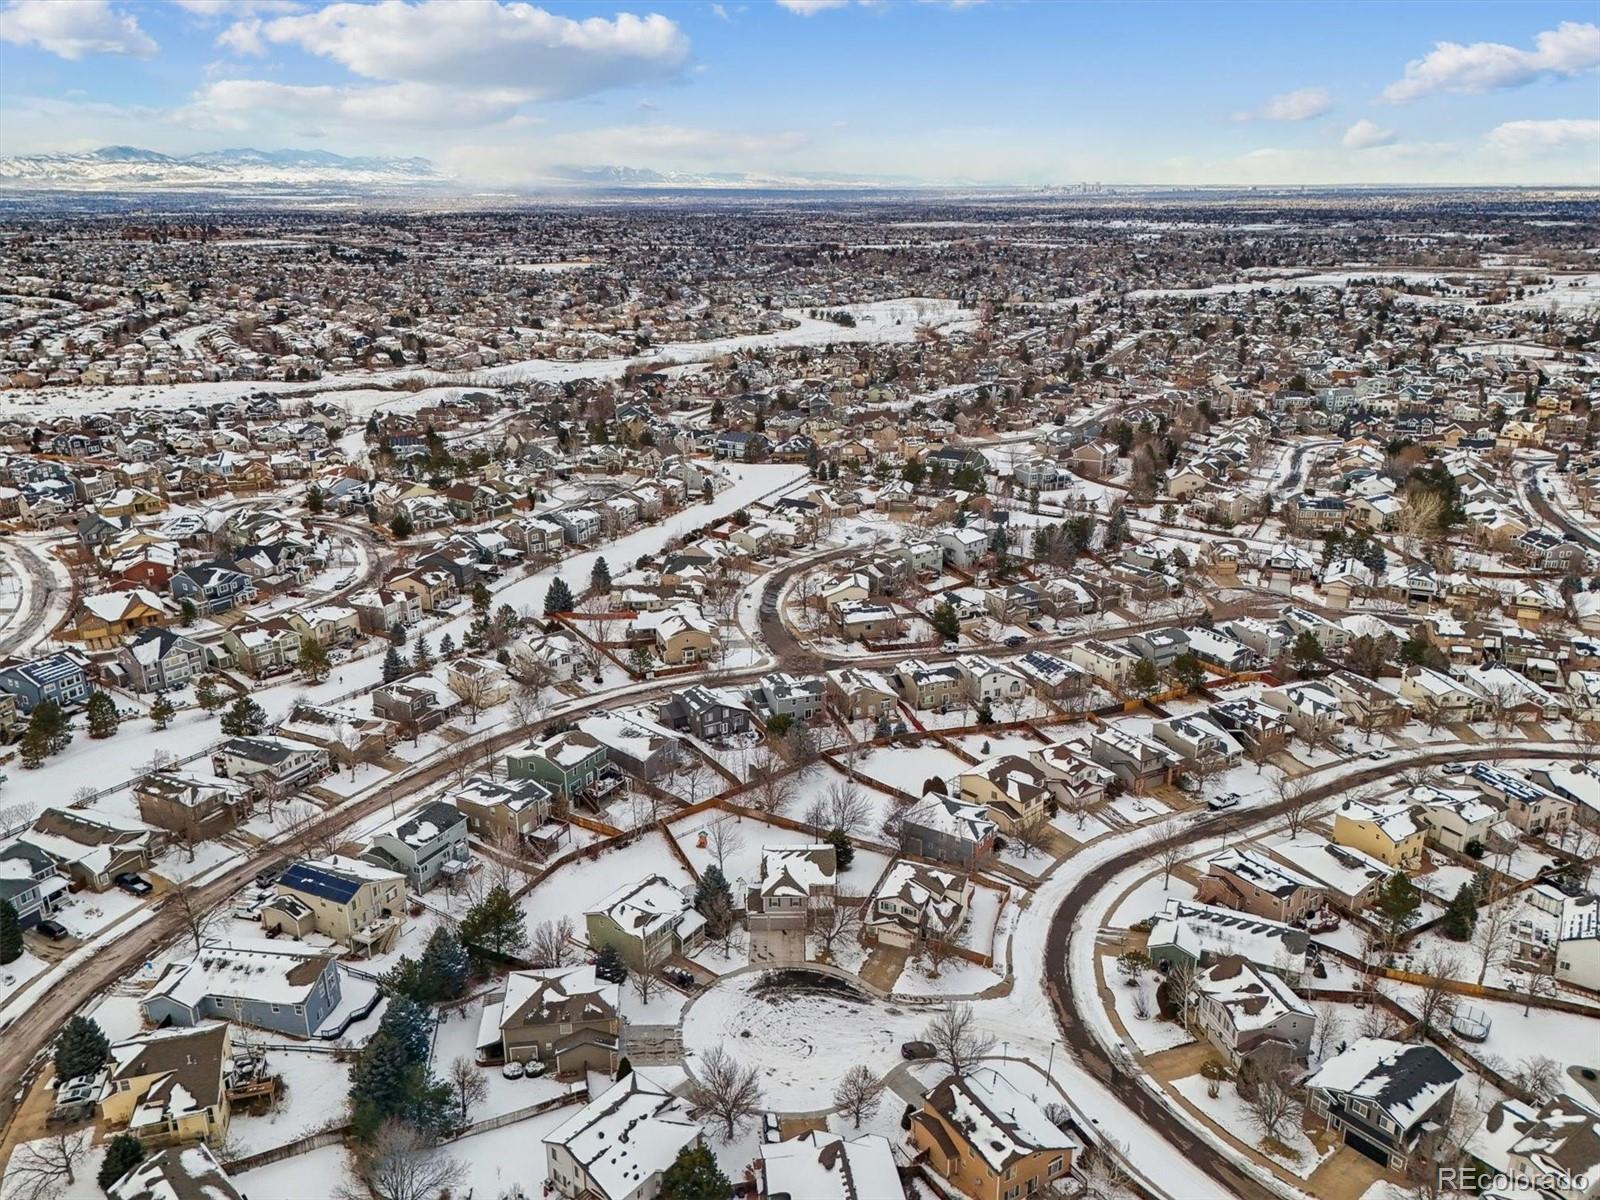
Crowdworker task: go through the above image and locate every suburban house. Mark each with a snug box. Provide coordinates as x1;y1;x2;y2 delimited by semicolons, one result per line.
754;672;826;724
372;675;461;734
758;1131;903;1200
446;656;514;711
140;939;345;1039
0;843;66;929
1556;895;1600;991
507;730;611;801
134;772;252;843
118;627;209;693
746;844;837;930
656;685;750;741
1331;799;1426;869
1466;763;1569;836
1147;898;1310;982
863;860;970;948
575;710;682;780
910;1067;1078;1200
1190;955;1316;1071
895;660;966;711
1195;848;1325;925
210;736;328;791
0;649;95;714
585;874;707;970
825;667;900;722
263;856;406;954
1304;1039;1463;1172
898;791;998;868
18;807;162;891
170;561;256;614
361;800;471;893
1090;726;1181;793
106;1145;245;1200
543;1071;702;1200
98;1024;233;1150
957;754;1051;833
1265;839;1393;911
449;774;555;847
491;965;621;1077
1408;786;1499;854
1150;713;1244;771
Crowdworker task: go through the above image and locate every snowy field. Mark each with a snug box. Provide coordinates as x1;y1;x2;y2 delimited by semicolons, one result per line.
680;972;926;1108
518;830;696;945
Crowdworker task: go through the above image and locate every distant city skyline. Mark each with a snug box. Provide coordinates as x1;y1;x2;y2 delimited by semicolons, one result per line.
1;0;1596;187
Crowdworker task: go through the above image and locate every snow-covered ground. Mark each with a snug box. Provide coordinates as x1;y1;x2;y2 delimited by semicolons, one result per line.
680;971;927;1108
1170;1074;1332;1179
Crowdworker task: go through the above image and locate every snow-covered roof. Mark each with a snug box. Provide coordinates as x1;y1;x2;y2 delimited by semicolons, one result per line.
760;1131;902;1200
1303;1038;1462;1131
542;1070;701;1200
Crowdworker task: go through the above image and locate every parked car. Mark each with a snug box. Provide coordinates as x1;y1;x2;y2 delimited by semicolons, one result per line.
900;1040;935;1060
1004;635;1027;648
1207;792;1242;811
1367;748;1390;761
114;873;152;896
35;919;70;941
1440;763;1467;775
254;861;286;888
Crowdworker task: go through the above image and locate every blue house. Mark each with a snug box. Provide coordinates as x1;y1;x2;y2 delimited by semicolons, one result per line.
0;842;67;929
170;561;256;614
140;940;353;1040
0;649;95;714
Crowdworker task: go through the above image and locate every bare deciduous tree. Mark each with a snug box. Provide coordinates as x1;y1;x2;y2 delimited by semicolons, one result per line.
704;813;745;872
528;917;577;968
1415;950;1461;1036
1276;774;1317;838
832;1063;882;1128
349;1120;467;1200
923;1003;995;1078
807;902;861;961
1242;1052;1301;1148
689;1045;764;1141
5;1132;89;1200
447;1055;488;1125
168;879;224;955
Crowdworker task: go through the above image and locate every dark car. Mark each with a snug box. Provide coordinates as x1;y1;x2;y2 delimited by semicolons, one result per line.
1004;635;1027;647
254;862;286;889
35;919;71;941
114;872;153;896
900;1040;936;1060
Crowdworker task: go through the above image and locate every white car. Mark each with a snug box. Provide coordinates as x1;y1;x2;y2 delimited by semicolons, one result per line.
1367;748;1390;760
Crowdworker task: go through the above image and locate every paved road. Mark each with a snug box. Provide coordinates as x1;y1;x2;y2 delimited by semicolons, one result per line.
1040;742;1585;1200
1522;463;1600;553
0;540;63;658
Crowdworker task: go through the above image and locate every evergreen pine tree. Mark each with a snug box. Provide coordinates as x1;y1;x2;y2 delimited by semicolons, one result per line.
659;1143;730;1200
148;694;176;729
389;623;408;647
438;632;456;658
412;636;434;672
28;699;72;755
591;557;611;593
220;696;267;737
419;925;469;1001
86;692;118;740
471;581;492;613
1376;872;1422;945
1441;882;1478;941
615;1056;633;1080
825;827;855;871
544;577;574;616
54;1015;111;1082
96;1134;145;1193
194;676;223;712
0;898;21;966
19;723;48;769
382;646;407;684
595;943;628;984
298;637;331;682
459;884;528;963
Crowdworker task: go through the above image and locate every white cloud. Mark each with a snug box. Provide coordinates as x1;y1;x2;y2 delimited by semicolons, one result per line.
1485;118;1600;157
709;1;729;16
217;18;267;56
0;0;156;60
1260;87;1331;121
1342;118;1395;149
1382;21;1600;102
253;1;689;100
775;0;847;12
181;78;535;129
172;0;300;17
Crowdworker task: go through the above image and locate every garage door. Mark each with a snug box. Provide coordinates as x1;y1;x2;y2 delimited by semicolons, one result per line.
1342;1127;1392;1168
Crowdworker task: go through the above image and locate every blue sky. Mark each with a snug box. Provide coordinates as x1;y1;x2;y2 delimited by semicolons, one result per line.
1;0;1596;184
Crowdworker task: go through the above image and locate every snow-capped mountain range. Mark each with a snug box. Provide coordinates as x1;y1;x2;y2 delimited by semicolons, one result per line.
0;146;442;191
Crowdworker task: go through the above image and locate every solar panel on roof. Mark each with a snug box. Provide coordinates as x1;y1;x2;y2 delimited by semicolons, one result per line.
279;863;361;904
